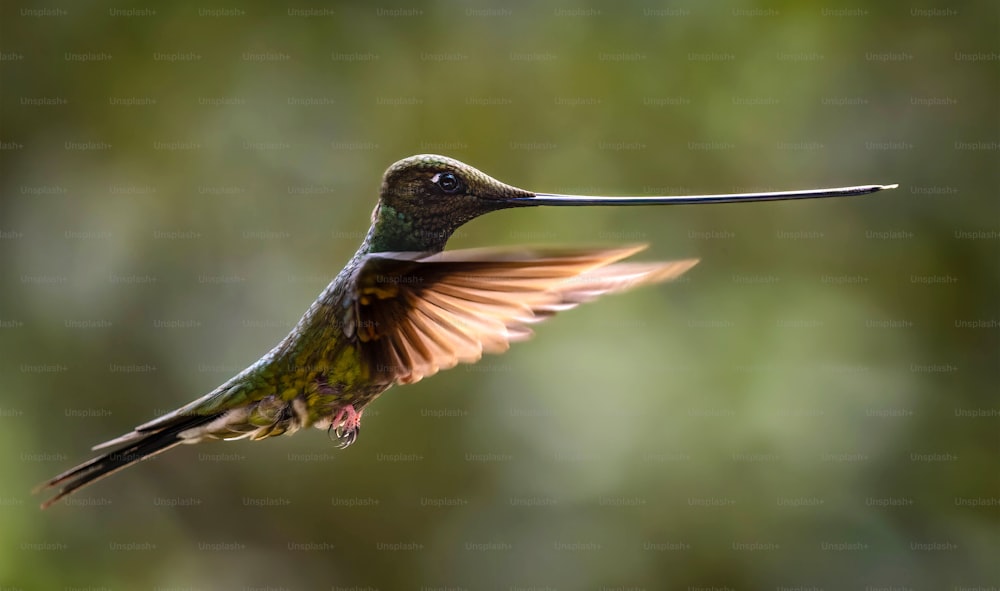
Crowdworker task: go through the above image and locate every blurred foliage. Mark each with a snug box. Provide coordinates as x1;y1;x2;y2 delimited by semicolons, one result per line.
1;0;997;589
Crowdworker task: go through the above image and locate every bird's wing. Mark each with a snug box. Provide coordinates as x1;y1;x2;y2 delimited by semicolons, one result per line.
347;244;697;385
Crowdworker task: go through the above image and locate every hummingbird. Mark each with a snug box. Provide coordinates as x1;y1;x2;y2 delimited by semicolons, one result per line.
36;154;896;508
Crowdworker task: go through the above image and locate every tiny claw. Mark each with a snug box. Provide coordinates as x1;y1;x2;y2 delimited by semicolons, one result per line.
328;405;362;449
334;425;359;449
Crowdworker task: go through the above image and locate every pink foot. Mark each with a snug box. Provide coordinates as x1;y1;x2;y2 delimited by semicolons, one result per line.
330;405;362;449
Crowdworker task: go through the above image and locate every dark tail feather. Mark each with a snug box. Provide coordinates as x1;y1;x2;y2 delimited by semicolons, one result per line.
35;414;217;509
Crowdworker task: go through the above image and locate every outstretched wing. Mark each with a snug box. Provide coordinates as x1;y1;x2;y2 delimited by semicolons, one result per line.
347;244;697;385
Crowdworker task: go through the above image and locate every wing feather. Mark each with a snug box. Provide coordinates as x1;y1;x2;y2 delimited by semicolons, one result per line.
351;245;697;385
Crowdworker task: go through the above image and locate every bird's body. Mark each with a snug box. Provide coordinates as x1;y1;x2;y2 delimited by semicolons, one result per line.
37;154;896;508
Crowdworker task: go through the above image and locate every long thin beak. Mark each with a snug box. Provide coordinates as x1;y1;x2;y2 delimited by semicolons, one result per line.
511;184;898;206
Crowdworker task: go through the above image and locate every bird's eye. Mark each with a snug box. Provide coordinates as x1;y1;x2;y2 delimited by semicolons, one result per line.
432;172;462;194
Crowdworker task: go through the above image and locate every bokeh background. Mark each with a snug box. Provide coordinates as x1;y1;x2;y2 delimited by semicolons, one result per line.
2;1;997;589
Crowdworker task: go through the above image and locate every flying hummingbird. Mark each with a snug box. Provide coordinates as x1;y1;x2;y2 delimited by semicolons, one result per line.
36;154;896;508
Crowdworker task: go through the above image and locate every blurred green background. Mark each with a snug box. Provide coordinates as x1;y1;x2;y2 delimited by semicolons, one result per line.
2;1;997;589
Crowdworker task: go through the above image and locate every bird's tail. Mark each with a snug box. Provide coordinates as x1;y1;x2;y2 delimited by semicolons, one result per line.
35;414;217;509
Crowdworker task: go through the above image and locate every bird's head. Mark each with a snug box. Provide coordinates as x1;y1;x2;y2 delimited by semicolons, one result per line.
363;153;897;254
368;154;532;253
